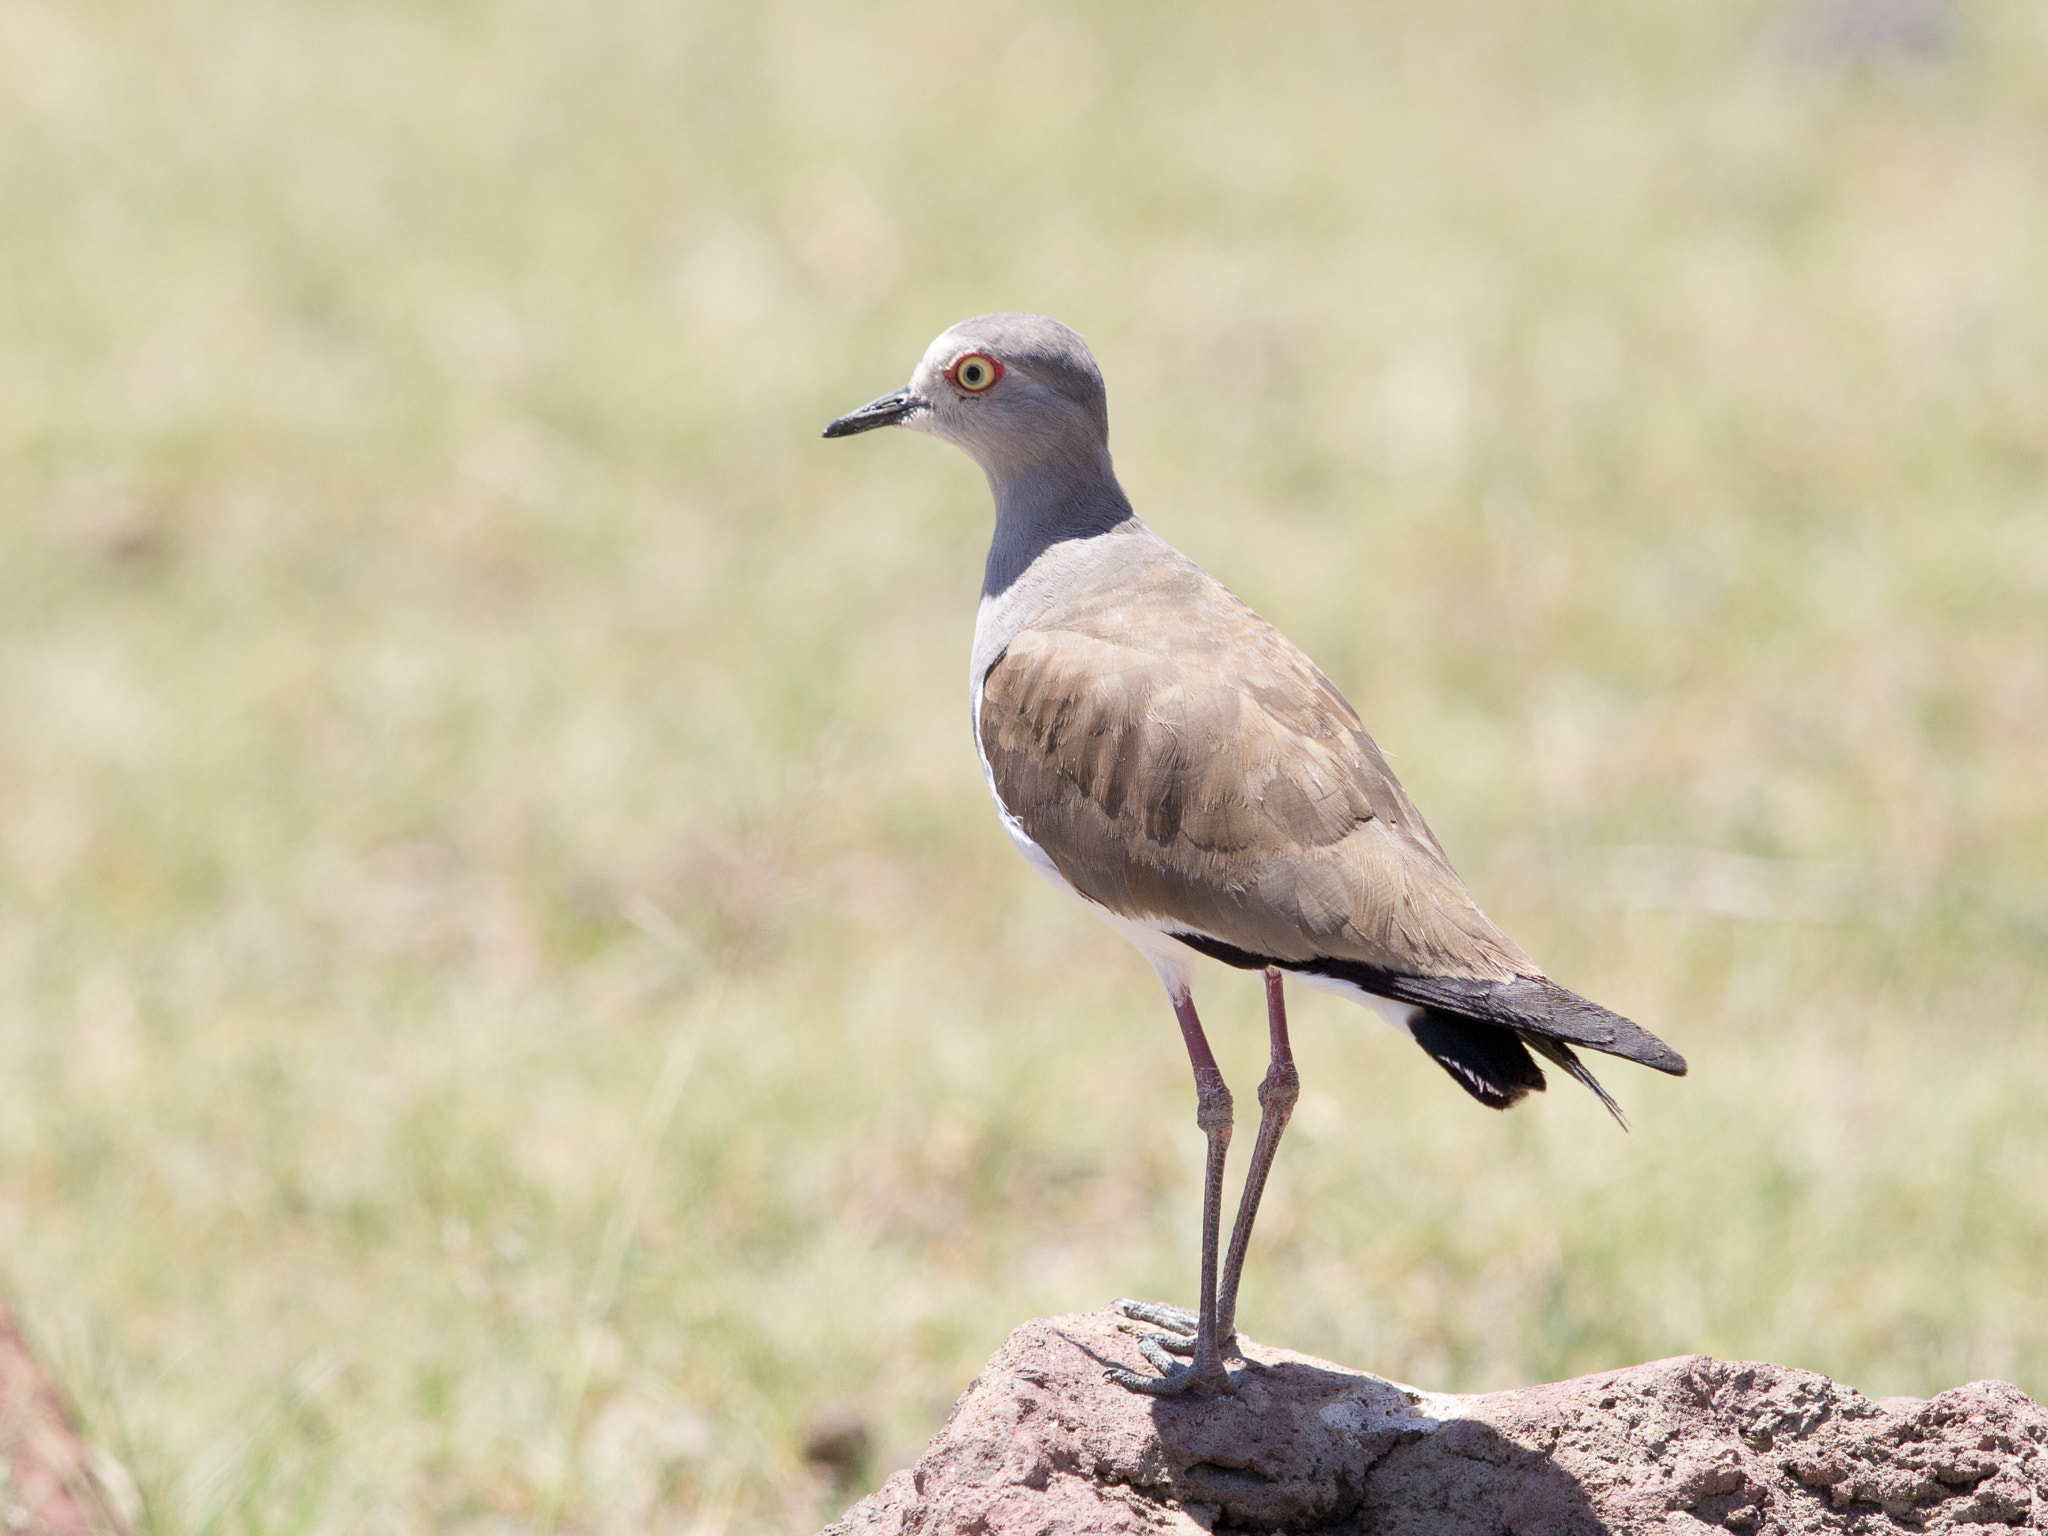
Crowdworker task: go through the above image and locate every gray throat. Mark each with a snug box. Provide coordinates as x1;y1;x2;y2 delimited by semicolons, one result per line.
980;454;1138;601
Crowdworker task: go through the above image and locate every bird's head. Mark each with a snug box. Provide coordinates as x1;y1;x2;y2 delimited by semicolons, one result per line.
823;313;1111;481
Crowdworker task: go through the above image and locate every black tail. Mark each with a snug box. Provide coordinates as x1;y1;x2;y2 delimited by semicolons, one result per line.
1373;972;1685;1077
1167;931;1686;1078
1409;1011;1629;1128
1409;1010;1547;1109
1162;930;1684;1124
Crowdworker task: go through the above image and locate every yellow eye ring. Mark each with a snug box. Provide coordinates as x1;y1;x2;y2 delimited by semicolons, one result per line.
949;353;1003;393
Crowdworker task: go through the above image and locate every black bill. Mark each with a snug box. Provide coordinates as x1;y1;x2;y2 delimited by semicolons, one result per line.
822;386;919;439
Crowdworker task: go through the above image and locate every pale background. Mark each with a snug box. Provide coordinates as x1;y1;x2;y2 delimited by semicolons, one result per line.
1;1;2044;1531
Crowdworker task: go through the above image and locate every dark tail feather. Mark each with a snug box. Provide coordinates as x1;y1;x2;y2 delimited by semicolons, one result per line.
1406;975;1683;1075
1409;1010;1547;1110
1157;928;1686;1103
1302;957;1684;1075
1520;1032;1627;1130
1409;1011;1632;1128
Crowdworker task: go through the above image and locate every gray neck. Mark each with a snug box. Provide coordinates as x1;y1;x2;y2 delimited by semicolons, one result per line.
980;450;1137;598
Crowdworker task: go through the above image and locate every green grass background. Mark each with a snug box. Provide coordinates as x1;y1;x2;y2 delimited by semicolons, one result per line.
3;1;2046;1530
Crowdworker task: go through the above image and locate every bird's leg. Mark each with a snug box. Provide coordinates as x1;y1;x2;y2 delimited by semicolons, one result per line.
1106;986;1236;1396
1215;967;1300;1349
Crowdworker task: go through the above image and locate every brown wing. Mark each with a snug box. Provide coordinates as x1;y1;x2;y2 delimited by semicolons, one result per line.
978;554;1536;982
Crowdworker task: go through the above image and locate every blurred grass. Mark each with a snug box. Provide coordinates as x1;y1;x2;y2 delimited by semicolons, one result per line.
2;0;2046;1530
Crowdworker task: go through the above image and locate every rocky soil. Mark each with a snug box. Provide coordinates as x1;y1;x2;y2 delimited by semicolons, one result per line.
823;1309;2046;1535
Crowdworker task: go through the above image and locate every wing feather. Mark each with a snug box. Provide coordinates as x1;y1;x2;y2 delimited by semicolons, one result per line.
978;546;1533;981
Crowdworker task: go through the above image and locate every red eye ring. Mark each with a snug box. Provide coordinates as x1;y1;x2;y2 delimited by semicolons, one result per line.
947;353;1004;393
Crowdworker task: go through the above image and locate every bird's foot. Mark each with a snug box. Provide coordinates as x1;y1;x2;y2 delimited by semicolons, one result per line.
1105;1350;1237;1396
1105;1299;1238;1396
1112;1298;1240;1356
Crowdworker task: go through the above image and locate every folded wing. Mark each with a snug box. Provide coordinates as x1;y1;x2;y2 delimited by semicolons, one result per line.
977;543;1686;1107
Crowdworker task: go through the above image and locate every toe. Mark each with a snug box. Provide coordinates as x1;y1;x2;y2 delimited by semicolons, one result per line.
1105;1363;1197;1397
1134;1335;1185;1373
1113;1298;1198;1335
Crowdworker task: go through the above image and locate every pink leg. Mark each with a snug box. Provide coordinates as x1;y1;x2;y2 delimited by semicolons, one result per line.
1107;987;1236;1396
1216;967;1300;1344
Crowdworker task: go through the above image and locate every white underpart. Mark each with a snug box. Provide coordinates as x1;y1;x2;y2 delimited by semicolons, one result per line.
1288;970;1422;1038
971;669;1416;1033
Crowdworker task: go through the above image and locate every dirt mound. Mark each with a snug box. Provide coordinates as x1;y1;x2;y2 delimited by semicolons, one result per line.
823;1308;2045;1534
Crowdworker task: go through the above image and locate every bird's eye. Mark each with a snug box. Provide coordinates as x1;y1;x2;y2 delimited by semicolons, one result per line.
950;353;1003;393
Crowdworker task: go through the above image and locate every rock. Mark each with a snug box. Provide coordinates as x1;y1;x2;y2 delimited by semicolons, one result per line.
0;1297;133;1536
822;1309;2047;1535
